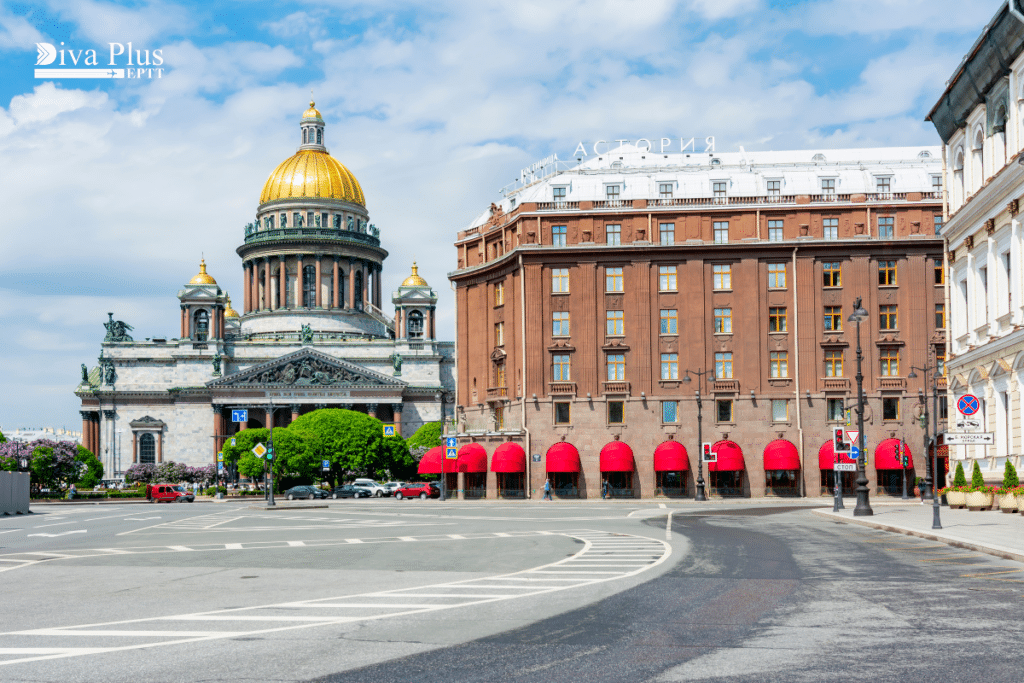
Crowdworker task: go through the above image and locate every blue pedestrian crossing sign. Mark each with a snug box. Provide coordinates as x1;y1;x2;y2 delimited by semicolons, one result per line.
322;459;330;471
231;409;248;423
217;452;223;462
445;436;457;448
383;424;395;437
445;447;458;460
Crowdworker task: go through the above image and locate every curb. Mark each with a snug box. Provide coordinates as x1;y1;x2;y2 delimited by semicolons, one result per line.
247;504;330;510
811;508;1024;564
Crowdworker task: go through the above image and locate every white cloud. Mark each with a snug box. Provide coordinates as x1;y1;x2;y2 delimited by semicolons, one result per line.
46;0;193;45
6;81;108;125
0;10;45;49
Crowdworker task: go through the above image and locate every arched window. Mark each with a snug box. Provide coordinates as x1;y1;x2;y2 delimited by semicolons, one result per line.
408;310;424;339
354;271;363;310
139;433;156;464
339;270;346;308
316;129;322;144
303;265;316;307
953;148;965;209
972;126;985;192
303;129;308;144
193;309;209;341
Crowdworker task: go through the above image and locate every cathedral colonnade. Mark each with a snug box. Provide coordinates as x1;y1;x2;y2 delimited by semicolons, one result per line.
242;255;382;313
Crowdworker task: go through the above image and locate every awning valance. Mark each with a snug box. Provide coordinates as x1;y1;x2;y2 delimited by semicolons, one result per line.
491;442;526;473
708;440;744;472
763;440;800;471
599;442;634;472
653;441;689;472
546;442;581;473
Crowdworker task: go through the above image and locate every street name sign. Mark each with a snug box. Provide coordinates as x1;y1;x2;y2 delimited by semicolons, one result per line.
834;463;857;472
944;432;994;445
252;443;267;458
232;409;248;423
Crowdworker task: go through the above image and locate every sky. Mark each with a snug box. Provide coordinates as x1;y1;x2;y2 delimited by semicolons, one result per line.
0;0;1000;432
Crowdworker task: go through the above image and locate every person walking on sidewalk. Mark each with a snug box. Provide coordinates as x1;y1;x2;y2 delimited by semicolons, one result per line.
543;478;552;501
602;479;610;499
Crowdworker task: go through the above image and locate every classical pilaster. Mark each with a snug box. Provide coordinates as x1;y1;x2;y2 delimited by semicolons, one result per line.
315;255;323;308
366;403;378;419
291;404;300;423
347;259;356;309
278;257;287;310
297;254;304;308
333;258;340;310
213;405;225;460
263;259;272;311
132;431;138;464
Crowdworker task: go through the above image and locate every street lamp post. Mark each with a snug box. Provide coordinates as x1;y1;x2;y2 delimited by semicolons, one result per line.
848;297;873;517
682;368;709;501
909;363;943;530
266;403;276;507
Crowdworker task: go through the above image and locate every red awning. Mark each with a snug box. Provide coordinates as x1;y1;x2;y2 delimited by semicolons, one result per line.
763;440;800;471
546;442;581;473
818;440;857;469
653;441;689;472
875;439;911;470
457;443;487;473
708;440;744;472
418;446;444;475
491;442;526;473
599;442;635;472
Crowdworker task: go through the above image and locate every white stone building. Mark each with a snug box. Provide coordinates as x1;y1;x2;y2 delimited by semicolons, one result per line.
75;103;455;476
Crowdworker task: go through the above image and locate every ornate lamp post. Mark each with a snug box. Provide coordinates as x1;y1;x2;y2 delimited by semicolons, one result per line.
908;363;943;530
682;368;709;501
848;297;873;517
265;403;276;507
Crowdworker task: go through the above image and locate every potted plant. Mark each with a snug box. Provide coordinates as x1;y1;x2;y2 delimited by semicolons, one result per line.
965;461;996;511
944;462;968;509
913;476;922;498
998;461;1020;513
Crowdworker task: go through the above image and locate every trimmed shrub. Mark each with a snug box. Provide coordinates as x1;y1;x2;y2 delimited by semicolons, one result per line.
952;461;967;487
971;461;986;489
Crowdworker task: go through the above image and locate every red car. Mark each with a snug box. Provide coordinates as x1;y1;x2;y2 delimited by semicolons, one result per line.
394;482;441;500
146;484;194;503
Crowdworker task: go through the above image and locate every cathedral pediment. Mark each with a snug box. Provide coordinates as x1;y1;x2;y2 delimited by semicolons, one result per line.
209;348;406;389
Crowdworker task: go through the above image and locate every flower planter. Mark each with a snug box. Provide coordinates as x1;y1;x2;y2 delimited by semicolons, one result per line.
965;490;995;511
946;490;967;509
999;493;1018;513
1017;493;1024;516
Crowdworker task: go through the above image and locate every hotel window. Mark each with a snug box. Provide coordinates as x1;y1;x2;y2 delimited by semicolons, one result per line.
769;307;787;332
768;262;787;288
772;399;789;421
876;176;891;194
608;401;625;424
661;353;679;380
768;219;783;242
823;261;842;287
934;258;944;285
606;224;621;245
882;398;900;421
554;402;571;424
494;406;505;430
660;309;678;335
827;398;846;421
880;347;899;376
494;282;504;307
660;223;674;245
824;350;844;377
878;216;894;239
494;322;504;347
934;215;943;235
878;260;897;286
552;311;570;337
713;264;731;290
713;181;727;201
606;185;620;201
659;265;677;291
821;178;836;195
935;303;945;329
824;306;843;331
823;218;838;240
879;305;898;330
662;400;678;423
607;354;625;381
714;352;733;379
494;361;506;388
552;186;566;201
606;267;623;292
714;308;732;334
606;310;624;336
552;225;567;246
717;399;733;422
659;183;674;199
770;351;789;378
767;180;781;198
713;221;729;244
553;354;571;381
552;268;569;293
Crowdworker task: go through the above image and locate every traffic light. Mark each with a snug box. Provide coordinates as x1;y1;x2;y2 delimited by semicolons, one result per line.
899;441;909;468
701;442;717;462
833;427;850;454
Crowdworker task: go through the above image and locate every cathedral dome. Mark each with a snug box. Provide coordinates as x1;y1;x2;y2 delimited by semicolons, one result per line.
259;150;365;206
401;262;429;287
302;100;322;120
224;294;239;318
189;259;217;285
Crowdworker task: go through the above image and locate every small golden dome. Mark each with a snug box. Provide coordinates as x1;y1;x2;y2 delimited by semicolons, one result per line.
302;100;322;120
224;294;239;318
401;262;428;287
260;149;365;206
189;259;217;285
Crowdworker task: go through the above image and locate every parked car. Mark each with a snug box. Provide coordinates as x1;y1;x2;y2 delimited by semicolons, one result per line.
283;485;329;501
383;481;405;495
146;484;194;503
394;482;440;500
351;478;389;497
331;484;372;499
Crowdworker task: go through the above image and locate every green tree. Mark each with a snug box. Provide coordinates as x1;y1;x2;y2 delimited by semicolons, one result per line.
971;460;986;489
1003;460;1019;490
379;435;417;480
0;430;6;443
288;409;388;483
75;445;103;488
224;427;320;488
406;421;443;453
952;461;967;487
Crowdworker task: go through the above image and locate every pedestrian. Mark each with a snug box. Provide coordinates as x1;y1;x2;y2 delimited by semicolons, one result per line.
602;479;610;499
543;477;552;501
68;483;77;500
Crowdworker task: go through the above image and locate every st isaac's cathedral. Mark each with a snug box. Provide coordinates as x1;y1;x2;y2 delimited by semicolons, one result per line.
75;103;455;475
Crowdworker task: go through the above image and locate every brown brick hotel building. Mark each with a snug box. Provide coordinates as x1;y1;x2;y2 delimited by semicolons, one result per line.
447;145;946;499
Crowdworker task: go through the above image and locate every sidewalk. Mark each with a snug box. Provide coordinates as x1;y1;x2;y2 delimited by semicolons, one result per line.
813;504;1024;564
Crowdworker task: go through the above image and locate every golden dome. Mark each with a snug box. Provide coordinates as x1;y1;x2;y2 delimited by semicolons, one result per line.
401;262;428;287
259;149;365;206
302;100;322;120
189;259;217;285
224;294;239;318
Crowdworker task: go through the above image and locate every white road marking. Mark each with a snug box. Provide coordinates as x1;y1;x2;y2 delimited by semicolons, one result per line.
345;538;364;544
124;517;161;521
666;510;674;540
286;541;305;547
225;544;243;550
26;530;86;538
167;546;192;552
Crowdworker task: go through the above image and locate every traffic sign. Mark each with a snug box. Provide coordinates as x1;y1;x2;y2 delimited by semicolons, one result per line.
834;463;857;472
217;452;224;462
231;437;236;446
321;459;330;471
957;394;980;416
832;427;850;454
850;445;861;462
218;463;223;471
252;443;267;458
445;447;457;460
956;418;982;430
943;432;994;445
383;424;395;437
445;436;457;448
232;409;248;423
846;429;859;445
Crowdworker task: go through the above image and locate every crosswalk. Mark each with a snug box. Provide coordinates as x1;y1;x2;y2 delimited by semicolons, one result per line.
0;529;669;666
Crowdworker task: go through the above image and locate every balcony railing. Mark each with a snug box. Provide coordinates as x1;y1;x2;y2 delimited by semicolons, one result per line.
822;378;851;391
486;387;508;401
530;192;936;212
878;377;907;390
243;226;381;247
548;381;576;395
711;379;739;392
602;381;630;394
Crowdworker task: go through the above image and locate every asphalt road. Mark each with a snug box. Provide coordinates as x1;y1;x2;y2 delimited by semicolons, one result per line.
1;500;1021;682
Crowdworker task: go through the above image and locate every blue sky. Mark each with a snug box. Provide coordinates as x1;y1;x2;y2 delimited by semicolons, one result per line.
0;0;997;432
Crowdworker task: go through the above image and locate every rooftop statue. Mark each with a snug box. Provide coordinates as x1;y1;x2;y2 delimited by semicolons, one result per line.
103;312;134;342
